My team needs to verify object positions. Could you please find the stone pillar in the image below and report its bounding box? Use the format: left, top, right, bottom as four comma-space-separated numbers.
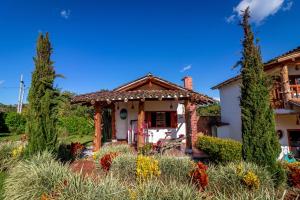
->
93, 104, 102, 152
137, 101, 145, 148
280, 65, 291, 108
184, 100, 197, 154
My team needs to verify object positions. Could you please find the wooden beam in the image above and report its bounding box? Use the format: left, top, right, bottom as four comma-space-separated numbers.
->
137, 101, 145, 148
93, 104, 102, 152
184, 100, 193, 153
280, 65, 291, 108
111, 104, 116, 140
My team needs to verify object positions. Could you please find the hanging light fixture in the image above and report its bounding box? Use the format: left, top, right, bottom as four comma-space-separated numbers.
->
117, 102, 119, 110
170, 102, 173, 109
131, 101, 135, 109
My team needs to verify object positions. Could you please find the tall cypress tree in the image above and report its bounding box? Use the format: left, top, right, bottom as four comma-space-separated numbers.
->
240, 8, 281, 167
27, 33, 58, 154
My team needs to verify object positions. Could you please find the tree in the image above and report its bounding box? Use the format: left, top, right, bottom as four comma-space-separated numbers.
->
197, 102, 220, 116
26, 33, 58, 154
240, 9, 281, 168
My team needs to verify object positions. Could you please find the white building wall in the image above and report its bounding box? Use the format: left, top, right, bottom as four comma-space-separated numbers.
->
219, 81, 242, 141
114, 100, 186, 143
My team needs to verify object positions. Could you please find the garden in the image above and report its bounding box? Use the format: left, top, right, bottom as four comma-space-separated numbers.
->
0, 137, 300, 200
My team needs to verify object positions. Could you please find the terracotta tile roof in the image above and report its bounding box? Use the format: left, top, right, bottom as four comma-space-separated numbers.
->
72, 89, 215, 105
212, 46, 300, 90
113, 73, 190, 92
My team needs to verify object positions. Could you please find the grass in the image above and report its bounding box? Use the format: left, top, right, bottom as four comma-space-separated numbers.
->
0, 172, 7, 200
59, 134, 93, 146
0, 133, 21, 142
0, 133, 93, 146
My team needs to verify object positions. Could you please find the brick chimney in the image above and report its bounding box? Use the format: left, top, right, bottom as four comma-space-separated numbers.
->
182, 76, 193, 90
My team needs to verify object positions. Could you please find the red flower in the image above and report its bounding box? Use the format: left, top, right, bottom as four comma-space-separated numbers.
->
100, 152, 119, 171
287, 164, 300, 188
70, 142, 85, 158
190, 162, 209, 191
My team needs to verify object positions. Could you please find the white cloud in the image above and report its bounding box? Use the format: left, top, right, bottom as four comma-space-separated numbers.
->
283, 1, 293, 11
225, 15, 236, 23
180, 64, 192, 72
0, 80, 4, 85
213, 97, 220, 101
60, 9, 71, 19
226, 0, 291, 24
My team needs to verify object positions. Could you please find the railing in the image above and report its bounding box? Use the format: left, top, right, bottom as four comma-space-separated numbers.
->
290, 85, 300, 98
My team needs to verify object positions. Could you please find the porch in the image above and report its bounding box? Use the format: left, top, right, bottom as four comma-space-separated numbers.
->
72, 83, 214, 152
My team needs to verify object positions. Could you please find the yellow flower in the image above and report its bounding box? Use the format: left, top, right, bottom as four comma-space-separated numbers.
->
128, 188, 137, 200
242, 170, 260, 189
136, 155, 160, 181
236, 163, 243, 177
11, 145, 23, 158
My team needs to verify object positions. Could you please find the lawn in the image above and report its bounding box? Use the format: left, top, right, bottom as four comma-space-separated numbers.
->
0, 133, 21, 142
0, 172, 7, 200
0, 133, 93, 146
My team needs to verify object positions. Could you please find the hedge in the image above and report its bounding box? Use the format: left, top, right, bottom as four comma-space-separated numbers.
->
196, 136, 242, 163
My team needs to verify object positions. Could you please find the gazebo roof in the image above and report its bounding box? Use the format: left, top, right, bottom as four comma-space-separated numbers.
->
72, 73, 215, 105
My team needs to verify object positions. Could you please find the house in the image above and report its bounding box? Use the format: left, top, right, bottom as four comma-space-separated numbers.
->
72, 73, 214, 152
212, 46, 300, 158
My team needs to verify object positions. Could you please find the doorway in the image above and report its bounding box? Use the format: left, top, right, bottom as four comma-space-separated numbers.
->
288, 130, 300, 158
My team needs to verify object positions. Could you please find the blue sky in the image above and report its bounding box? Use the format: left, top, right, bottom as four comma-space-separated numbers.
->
0, 0, 299, 104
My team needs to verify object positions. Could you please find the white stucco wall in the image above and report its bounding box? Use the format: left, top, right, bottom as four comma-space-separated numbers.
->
114, 100, 186, 143
217, 75, 300, 155
275, 114, 300, 146
219, 81, 242, 141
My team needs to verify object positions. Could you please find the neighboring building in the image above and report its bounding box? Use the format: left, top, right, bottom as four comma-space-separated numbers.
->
212, 46, 300, 158
72, 73, 214, 153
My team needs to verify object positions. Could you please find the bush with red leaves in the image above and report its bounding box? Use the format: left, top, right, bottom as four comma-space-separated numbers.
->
190, 162, 209, 191
70, 142, 85, 159
286, 163, 300, 188
100, 152, 119, 171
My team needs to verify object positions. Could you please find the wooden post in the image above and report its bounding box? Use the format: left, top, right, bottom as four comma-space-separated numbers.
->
280, 65, 291, 108
137, 101, 145, 148
93, 104, 102, 152
111, 104, 116, 140
184, 100, 193, 154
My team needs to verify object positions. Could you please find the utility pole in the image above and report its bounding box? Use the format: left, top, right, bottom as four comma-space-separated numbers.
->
17, 74, 25, 113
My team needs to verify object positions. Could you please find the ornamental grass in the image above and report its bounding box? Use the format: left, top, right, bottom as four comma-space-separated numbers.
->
155, 155, 194, 183
4, 151, 72, 200
110, 153, 137, 182
0, 141, 25, 172
94, 144, 134, 160
206, 162, 278, 199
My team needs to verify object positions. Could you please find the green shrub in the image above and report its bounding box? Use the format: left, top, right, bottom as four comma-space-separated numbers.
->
4, 112, 26, 135
58, 115, 93, 136
4, 151, 72, 200
156, 156, 194, 183
0, 142, 24, 172
196, 136, 242, 163
110, 153, 137, 182
268, 162, 287, 188
206, 162, 276, 199
94, 144, 134, 160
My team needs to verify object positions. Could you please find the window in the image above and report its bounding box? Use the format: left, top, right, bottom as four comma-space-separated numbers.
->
289, 75, 300, 85
146, 111, 177, 128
